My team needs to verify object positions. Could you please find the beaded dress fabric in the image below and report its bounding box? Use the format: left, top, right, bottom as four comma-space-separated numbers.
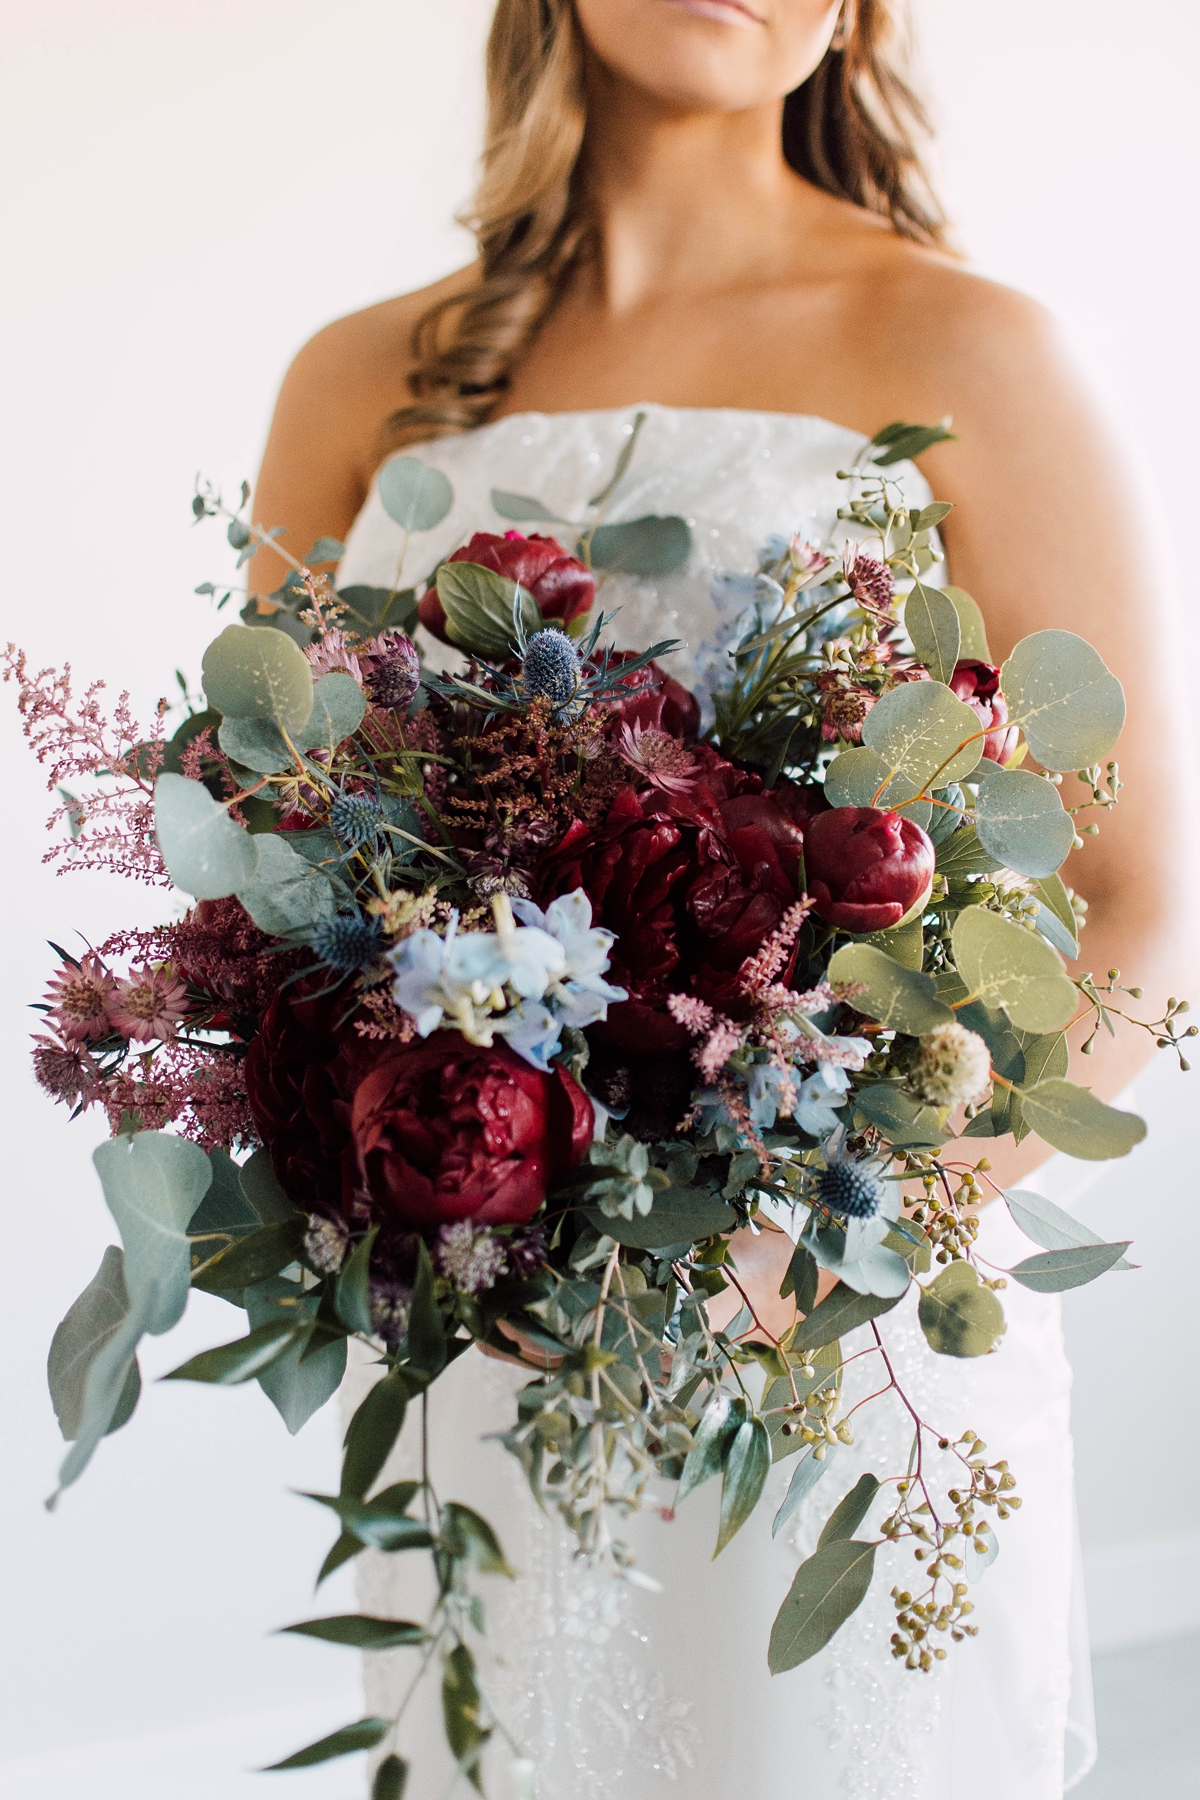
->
335, 405, 1095, 1799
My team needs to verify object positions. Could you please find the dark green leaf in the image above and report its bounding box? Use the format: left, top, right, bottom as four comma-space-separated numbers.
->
917, 1262, 1006, 1357
238, 1148, 300, 1224
280, 1615, 425, 1649
336, 1228, 378, 1336
715, 1416, 770, 1555
588, 515, 692, 575
935, 823, 1002, 877
768, 1538, 877, 1671
307, 1484, 431, 1552
677, 1391, 740, 1503
245, 1279, 346, 1433
163, 1316, 301, 1385
442, 1644, 488, 1791
772, 1445, 838, 1537
263, 1717, 391, 1771
188, 1148, 259, 1239
791, 1284, 903, 1353
1008, 1241, 1132, 1293
780, 1243, 819, 1313
378, 457, 453, 532
191, 1216, 305, 1292
341, 1367, 418, 1500
407, 1241, 446, 1376
442, 1503, 515, 1577
852, 1084, 946, 1149
437, 562, 540, 661
337, 584, 419, 636
47, 1246, 141, 1441
318, 1529, 364, 1586
870, 420, 958, 465
859, 915, 924, 971
373, 1754, 409, 1800
818, 1474, 881, 1547
585, 1185, 736, 1249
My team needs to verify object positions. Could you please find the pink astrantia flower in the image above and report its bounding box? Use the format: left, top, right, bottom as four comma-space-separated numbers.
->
44, 953, 116, 1042
32, 1033, 99, 1106
107, 964, 189, 1043
613, 721, 698, 795
305, 629, 364, 685
789, 536, 832, 579
842, 543, 896, 619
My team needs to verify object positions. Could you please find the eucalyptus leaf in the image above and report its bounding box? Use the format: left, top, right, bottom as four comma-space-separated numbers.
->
950, 907, 1076, 1033
235, 831, 338, 938
677, 1391, 739, 1503
1015, 1079, 1147, 1160
239, 1147, 300, 1224
818, 1473, 881, 1547
822, 746, 931, 828
934, 823, 1002, 877
305, 536, 346, 564
768, 1537, 877, 1670
853, 1084, 945, 1148
772, 1444, 838, 1537
974, 768, 1074, 878
790, 1283, 903, 1353
1029, 872, 1079, 959
47, 1247, 141, 1441
263, 1718, 391, 1771
1003, 1186, 1132, 1270
862, 681, 984, 790
715, 1416, 771, 1555
588, 515, 692, 575
585, 1186, 736, 1249
940, 587, 991, 660
917, 1261, 1006, 1358
95, 1131, 211, 1334
377, 457, 453, 533
338, 584, 419, 636
55, 1282, 161, 1495
188, 1149, 258, 1238
436, 561, 541, 660
827, 943, 954, 1036
217, 715, 292, 774
1008, 1240, 1132, 1293
155, 772, 259, 899
490, 487, 568, 524
280, 1615, 424, 1650
1001, 629, 1126, 772
164, 1316, 304, 1385
904, 583, 961, 685
306, 671, 367, 751
201, 624, 314, 732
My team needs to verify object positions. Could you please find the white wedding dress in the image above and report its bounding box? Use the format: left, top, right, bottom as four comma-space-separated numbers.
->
335, 404, 1096, 1799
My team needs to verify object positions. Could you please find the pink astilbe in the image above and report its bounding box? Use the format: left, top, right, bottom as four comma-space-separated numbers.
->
693, 1016, 744, 1083
736, 898, 812, 998
4, 645, 168, 884
666, 993, 715, 1035
43, 952, 116, 1042
99, 1042, 258, 1150
107, 964, 189, 1043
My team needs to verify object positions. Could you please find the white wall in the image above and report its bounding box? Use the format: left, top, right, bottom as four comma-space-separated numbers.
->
1, 1, 1196, 1789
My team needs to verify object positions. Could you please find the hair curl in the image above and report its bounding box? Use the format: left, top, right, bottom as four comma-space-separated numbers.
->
391, 0, 945, 445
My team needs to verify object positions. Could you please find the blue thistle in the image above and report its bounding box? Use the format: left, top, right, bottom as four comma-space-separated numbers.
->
817, 1157, 886, 1220
312, 913, 384, 972
329, 790, 383, 848
520, 627, 580, 708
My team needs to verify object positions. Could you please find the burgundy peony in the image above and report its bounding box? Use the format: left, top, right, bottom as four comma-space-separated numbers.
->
949, 659, 1019, 765
351, 1032, 592, 1230
246, 987, 592, 1236
804, 806, 936, 934
599, 651, 701, 741
418, 531, 595, 645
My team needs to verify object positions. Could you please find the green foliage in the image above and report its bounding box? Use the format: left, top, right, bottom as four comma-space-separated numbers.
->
280, 1615, 425, 1649
859, 916, 924, 971
308, 1483, 432, 1553
1014, 1079, 1147, 1160
589, 515, 692, 575
308, 671, 368, 751
490, 488, 567, 524
238, 1149, 299, 1224
861, 679, 984, 790
155, 772, 258, 898
904, 583, 961, 685
586, 1185, 735, 1249
245, 1279, 346, 1433
1008, 1241, 1132, 1293
337, 584, 419, 637
190, 1216, 306, 1292
973, 768, 1075, 877
188, 1148, 259, 1240
437, 561, 541, 660
373, 1755, 409, 1800
164, 1316, 301, 1385
377, 457, 453, 533
950, 907, 1077, 1033
869, 419, 958, 465
47, 1246, 141, 1441
263, 1717, 391, 1771
827, 943, 953, 1036
677, 1391, 741, 1504
768, 1538, 877, 1671
934, 823, 1002, 877
772, 1444, 838, 1537
818, 1473, 881, 1547
940, 586, 991, 660
1000, 629, 1125, 771
715, 1415, 771, 1555
1004, 1187, 1133, 1269
201, 624, 314, 733
822, 746, 932, 828
917, 1262, 1006, 1358
234, 831, 338, 939
853, 1084, 946, 1149
95, 1132, 210, 1335
335, 1227, 378, 1337
341, 1368, 420, 1500
790, 1284, 903, 1352
407, 1241, 447, 1377
1028, 873, 1079, 959
441, 1503, 515, 1577
442, 1643, 489, 1791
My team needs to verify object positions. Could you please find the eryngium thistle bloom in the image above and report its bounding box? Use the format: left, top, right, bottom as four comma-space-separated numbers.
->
329, 790, 383, 848
435, 1220, 508, 1294
520, 628, 580, 708
312, 913, 384, 972
818, 1155, 886, 1220
304, 1213, 349, 1275
913, 1022, 991, 1108
364, 632, 420, 710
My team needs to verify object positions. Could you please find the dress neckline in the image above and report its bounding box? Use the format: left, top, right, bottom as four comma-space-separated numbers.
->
400, 400, 868, 460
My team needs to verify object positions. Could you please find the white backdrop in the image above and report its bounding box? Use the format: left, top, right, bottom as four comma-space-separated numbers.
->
1, 2, 1196, 1792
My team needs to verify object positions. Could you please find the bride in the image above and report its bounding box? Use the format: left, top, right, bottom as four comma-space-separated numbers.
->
250, 3, 1180, 1794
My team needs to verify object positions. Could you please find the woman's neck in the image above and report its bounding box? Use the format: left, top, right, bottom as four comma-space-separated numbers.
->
578, 66, 824, 312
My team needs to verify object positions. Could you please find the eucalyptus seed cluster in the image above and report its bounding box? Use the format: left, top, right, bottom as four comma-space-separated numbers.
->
906, 1156, 989, 1263
778, 1379, 855, 1455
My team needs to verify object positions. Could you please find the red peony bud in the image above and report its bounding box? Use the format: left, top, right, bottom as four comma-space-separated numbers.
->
948, 659, 1019, 765
418, 531, 595, 645
805, 806, 935, 933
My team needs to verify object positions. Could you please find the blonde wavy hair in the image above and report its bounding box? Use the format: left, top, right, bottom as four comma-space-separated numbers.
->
390, 0, 945, 444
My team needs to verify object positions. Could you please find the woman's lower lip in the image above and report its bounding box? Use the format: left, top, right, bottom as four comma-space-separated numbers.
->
659, 0, 764, 26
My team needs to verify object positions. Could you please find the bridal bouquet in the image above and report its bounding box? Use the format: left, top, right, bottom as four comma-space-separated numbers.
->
9, 422, 1190, 1794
